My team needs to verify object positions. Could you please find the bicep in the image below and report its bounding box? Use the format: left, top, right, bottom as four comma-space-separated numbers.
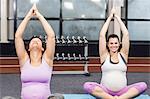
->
99, 36, 108, 63
120, 33, 130, 57
15, 38, 28, 62
44, 37, 55, 60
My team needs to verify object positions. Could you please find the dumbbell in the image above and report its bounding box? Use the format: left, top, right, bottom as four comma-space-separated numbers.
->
56, 36, 60, 44
62, 53, 66, 60
66, 36, 72, 44
56, 53, 60, 60
83, 36, 88, 43
78, 54, 82, 60
61, 36, 66, 44
77, 36, 83, 43
72, 36, 77, 44
67, 53, 71, 60
73, 53, 77, 60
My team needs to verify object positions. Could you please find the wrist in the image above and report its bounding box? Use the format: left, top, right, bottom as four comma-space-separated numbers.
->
108, 16, 113, 20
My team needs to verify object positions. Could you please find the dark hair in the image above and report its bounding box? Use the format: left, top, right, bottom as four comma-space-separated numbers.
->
107, 34, 120, 42
106, 34, 122, 51
29, 35, 43, 43
28, 35, 46, 50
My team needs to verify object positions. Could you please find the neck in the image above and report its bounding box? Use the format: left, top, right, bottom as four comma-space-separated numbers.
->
109, 51, 119, 63
110, 51, 118, 56
30, 50, 42, 66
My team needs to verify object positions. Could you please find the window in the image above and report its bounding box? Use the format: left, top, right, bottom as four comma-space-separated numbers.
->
17, 20, 60, 40
7, 0, 60, 40
63, 21, 104, 40
62, 0, 106, 40
127, 0, 150, 41
128, 0, 150, 19
2, 0, 150, 42
128, 21, 150, 41
7, 0, 107, 41
17, 0, 60, 17
62, 0, 106, 18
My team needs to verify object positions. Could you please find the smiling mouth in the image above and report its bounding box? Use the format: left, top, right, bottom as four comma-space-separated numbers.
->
111, 47, 117, 49
111, 47, 118, 50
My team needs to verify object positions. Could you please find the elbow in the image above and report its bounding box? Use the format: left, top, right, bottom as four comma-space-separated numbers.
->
15, 35, 19, 39
15, 34, 19, 39
15, 31, 23, 39
15, 33, 22, 40
99, 34, 106, 39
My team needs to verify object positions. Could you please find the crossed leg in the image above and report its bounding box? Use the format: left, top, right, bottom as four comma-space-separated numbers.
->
83, 82, 147, 99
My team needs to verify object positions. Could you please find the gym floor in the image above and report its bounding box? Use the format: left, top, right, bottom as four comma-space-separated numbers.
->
0, 73, 149, 98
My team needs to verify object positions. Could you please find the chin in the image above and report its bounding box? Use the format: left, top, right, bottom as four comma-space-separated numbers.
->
110, 50, 118, 53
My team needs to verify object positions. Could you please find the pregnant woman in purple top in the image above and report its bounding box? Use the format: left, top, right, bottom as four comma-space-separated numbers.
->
15, 4, 55, 99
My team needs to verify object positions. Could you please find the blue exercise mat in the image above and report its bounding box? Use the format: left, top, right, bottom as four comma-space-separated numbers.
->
63, 94, 150, 99
134, 94, 150, 99
63, 94, 95, 99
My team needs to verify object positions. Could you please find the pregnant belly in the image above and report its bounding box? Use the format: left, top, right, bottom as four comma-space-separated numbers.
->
101, 71, 127, 91
21, 83, 50, 99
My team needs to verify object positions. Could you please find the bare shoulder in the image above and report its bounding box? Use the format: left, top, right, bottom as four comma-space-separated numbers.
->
119, 52, 128, 63
19, 53, 29, 67
43, 54, 53, 67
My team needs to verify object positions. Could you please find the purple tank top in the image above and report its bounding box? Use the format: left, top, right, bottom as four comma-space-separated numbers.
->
20, 57, 53, 99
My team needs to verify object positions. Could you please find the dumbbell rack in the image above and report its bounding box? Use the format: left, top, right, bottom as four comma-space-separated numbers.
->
53, 36, 90, 76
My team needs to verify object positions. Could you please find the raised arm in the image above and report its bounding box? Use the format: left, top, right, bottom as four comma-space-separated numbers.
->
99, 10, 114, 63
15, 5, 35, 65
34, 6, 55, 65
114, 14, 130, 62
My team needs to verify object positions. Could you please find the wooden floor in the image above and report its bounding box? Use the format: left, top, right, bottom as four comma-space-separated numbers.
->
0, 57, 150, 73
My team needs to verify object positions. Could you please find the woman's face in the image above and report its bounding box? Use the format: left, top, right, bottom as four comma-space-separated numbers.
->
107, 37, 120, 53
29, 38, 43, 51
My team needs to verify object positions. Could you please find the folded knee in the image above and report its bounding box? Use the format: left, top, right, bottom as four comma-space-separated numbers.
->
84, 82, 105, 94
93, 86, 104, 93
139, 82, 148, 91
134, 82, 148, 93
83, 82, 94, 92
